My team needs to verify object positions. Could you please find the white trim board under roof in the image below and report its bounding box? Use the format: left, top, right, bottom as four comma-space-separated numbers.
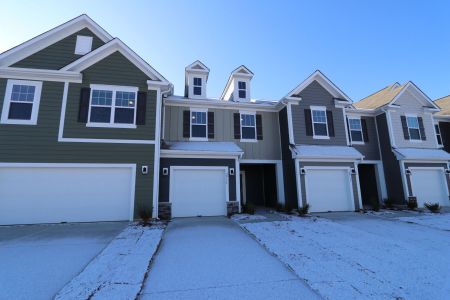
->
61, 38, 169, 83
283, 70, 352, 102
0, 14, 113, 68
220, 65, 254, 100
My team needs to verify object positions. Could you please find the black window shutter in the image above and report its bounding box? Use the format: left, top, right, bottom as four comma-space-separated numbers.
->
136, 91, 147, 125
304, 109, 313, 136
78, 87, 91, 123
361, 118, 369, 142
183, 110, 190, 138
327, 110, 335, 137
208, 111, 214, 139
233, 113, 241, 139
418, 117, 426, 140
401, 116, 410, 140
256, 114, 263, 140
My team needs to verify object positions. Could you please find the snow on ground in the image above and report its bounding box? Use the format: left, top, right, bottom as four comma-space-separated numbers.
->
56, 224, 164, 300
231, 214, 267, 221
239, 215, 450, 300
398, 213, 450, 231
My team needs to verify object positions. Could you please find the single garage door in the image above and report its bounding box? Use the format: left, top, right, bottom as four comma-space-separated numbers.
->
410, 168, 449, 207
170, 166, 228, 217
305, 168, 355, 212
0, 164, 134, 225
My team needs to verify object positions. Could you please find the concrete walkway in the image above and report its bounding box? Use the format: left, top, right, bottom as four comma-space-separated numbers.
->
140, 217, 320, 299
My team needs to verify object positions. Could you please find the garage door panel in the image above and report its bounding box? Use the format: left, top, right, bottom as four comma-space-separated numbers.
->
410, 169, 449, 207
0, 166, 133, 225
306, 168, 354, 213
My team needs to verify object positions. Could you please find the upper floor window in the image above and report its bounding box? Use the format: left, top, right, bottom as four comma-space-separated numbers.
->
238, 81, 246, 99
191, 110, 207, 139
348, 118, 363, 143
311, 107, 328, 138
240, 113, 256, 140
75, 35, 93, 55
193, 77, 202, 96
1, 79, 42, 125
435, 124, 442, 146
88, 85, 138, 128
406, 116, 421, 140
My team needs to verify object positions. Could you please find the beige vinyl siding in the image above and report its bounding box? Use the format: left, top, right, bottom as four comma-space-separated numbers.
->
389, 90, 437, 149
11, 28, 105, 70
163, 105, 281, 160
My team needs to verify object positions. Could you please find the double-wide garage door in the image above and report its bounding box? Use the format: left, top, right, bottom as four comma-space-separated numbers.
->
0, 164, 134, 225
305, 168, 355, 212
170, 167, 228, 217
410, 168, 449, 207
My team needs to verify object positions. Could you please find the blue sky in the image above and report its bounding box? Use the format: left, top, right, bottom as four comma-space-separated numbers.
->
1, 1, 449, 101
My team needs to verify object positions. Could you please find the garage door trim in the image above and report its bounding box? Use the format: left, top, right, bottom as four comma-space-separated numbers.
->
409, 166, 449, 202
0, 162, 136, 221
303, 166, 355, 211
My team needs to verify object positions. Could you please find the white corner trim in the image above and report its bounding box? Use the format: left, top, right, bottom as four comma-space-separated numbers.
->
152, 87, 162, 218
295, 159, 303, 208
385, 110, 397, 148
235, 157, 241, 213
343, 109, 350, 146
286, 103, 295, 144
354, 161, 363, 210
399, 160, 409, 199
0, 67, 82, 83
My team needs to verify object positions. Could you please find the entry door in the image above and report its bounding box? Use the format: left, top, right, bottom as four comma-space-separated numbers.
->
410, 168, 449, 207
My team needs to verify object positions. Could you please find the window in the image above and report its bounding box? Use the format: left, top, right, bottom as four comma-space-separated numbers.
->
1, 79, 42, 125
311, 108, 328, 137
75, 35, 93, 55
435, 124, 442, 146
88, 85, 137, 128
348, 118, 363, 143
238, 81, 246, 99
190, 110, 207, 139
240, 113, 256, 140
193, 77, 202, 96
406, 116, 421, 140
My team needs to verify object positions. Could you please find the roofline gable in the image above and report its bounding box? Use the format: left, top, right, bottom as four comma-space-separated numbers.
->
0, 14, 113, 68
219, 65, 254, 100
390, 81, 439, 110
283, 70, 352, 102
61, 38, 169, 83
185, 60, 210, 73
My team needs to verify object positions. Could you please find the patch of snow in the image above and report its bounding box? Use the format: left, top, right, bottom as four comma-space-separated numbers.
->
292, 144, 363, 159
162, 141, 242, 153
398, 214, 450, 231
55, 224, 164, 300
240, 216, 450, 299
393, 147, 450, 160
231, 214, 267, 221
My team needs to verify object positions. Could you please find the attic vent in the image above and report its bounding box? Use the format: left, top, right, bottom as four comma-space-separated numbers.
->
75, 35, 93, 55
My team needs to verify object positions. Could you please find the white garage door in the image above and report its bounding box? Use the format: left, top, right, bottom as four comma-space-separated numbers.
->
410, 168, 449, 207
305, 168, 355, 212
0, 164, 134, 225
170, 167, 228, 217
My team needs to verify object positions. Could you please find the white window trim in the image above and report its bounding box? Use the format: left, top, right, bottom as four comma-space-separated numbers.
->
87, 84, 138, 129
189, 107, 208, 141
310, 105, 329, 139
74, 35, 93, 55
240, 110, 257, 142
348, 117, 364, 145
1, 79, 42, 125
434, 122, 443, 147
405, 113, 421, 142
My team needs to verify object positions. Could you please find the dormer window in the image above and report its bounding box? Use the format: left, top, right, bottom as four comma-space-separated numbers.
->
238, 81, 246, 99
193, 77, 202, 96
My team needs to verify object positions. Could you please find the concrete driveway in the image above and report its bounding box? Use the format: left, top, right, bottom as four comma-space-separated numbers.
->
0, 222, 127, 300
140, 217, 319, 299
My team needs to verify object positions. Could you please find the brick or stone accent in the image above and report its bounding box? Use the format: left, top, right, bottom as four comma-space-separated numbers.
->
227, 201, 240, 216
158, 202, 172, 220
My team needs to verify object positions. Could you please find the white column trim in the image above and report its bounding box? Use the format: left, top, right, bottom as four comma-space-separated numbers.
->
152, 87, 162, 218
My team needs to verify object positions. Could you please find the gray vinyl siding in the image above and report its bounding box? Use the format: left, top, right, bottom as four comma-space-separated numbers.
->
389, 91, 437, 148
291, 80, 347, 145
376, 113, 405, 204
403, 162, 450, 197
163, 105, 281, 160
351, 116, 381, 160
11, 28, 105, 70
159, 158, 236, 202
63, 51, 156, 140
298, 161, 360, 210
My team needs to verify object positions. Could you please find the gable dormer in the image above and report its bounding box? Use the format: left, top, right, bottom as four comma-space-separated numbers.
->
184, 60, 209, 99
220, 65, 253, 102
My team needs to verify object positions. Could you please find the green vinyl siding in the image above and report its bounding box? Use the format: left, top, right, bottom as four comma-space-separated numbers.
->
11, 28, 105, 70
63, 51, 156, 140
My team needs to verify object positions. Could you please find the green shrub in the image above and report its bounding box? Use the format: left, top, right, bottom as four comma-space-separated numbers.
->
407, 198, 418, 210
139, 206, 152, 225
424, 202, 441, 213
284, 202, 294, 215
383, 198, 394, 209
370, 197, 380, 212
243, 202, 255, 215
298, 204, 310, 216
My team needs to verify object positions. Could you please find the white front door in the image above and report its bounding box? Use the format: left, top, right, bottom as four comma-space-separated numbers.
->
170, 167, 228, 217
0, 164, 134, 225
305, 168, 355, 212
410, 168, 449, 207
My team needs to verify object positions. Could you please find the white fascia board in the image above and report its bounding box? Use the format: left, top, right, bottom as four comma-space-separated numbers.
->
164, 97, 279, 112
62, 39, 170, 83
185, 60, 210, 72
160, 149, 243, 158
0, 14, 112, 67
0, 67, 82, 83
